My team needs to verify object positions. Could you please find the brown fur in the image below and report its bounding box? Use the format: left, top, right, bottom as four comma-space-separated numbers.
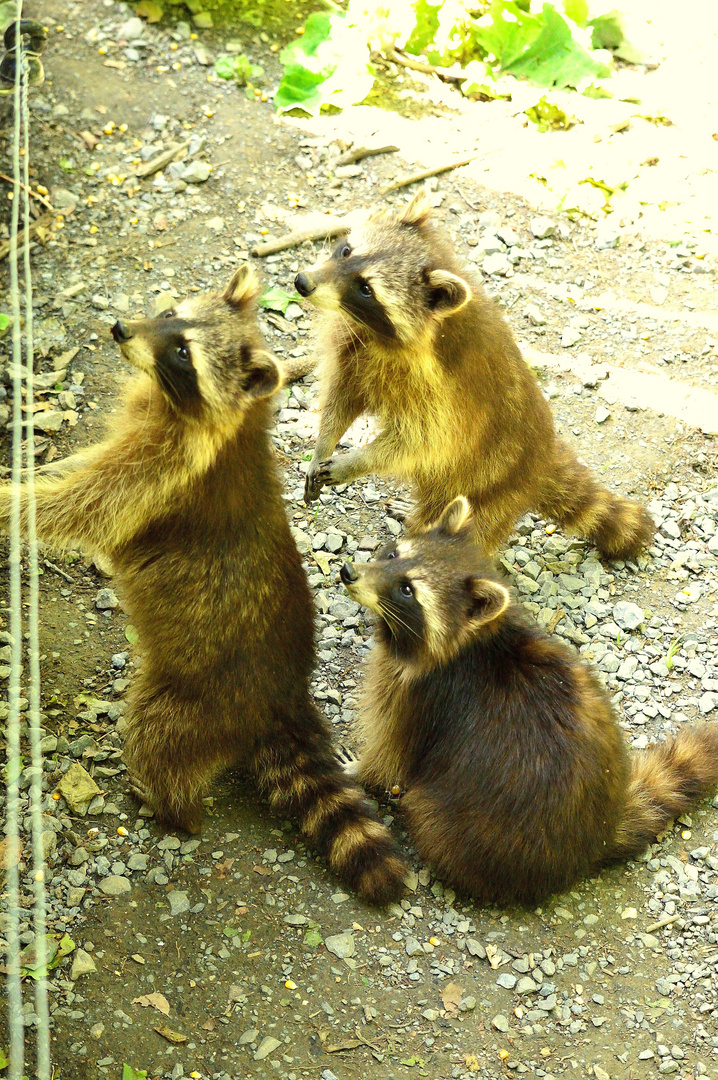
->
297, 189, 654, 561
340, 497, 718, 906
0, 266, 405, 906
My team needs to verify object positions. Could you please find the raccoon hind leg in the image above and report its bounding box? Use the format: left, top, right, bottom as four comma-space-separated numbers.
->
123, 687, 229, 835
253, 707, 407, 906
535, 437, 654, 560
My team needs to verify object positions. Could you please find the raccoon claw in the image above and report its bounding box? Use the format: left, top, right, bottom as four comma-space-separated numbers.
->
336, 744, 360, 778
304, 459, 333, 504
128, 776, 156, 816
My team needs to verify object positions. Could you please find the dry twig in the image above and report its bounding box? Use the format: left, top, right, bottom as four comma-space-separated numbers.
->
251, 220, 350, 258
379, 155, 481, 194
334, 143, 398, 167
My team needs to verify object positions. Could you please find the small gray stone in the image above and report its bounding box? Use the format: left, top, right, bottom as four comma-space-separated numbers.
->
70, 948, 97, 980
95, 588, 119, 611
99, 875, 131, 897
530, 216, 556, 239
181, 160, 211, 184
595, 406, 611, 424
254, 1036, 281, 1061
492, 1014, 509, 1031
127, 853, 149, 871
612, 601, 644, 630
515, 976, 539, 994
496, 972, 517, 989
206, 216, 225, 233
167, 890, 190, 916
325, 933, 355, 959
33, 410, 64, 433
239, 1028, 258, 1044
118, 17, 145, 40
482, 253, 512, 277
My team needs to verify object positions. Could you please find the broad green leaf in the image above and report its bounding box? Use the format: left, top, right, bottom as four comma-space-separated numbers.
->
259, 287, 300, 315
135, 0, 162, 22
59, 157, 74, 171
0, 1047, 9, 1069
304, 928, 323, 947
504, 4, 610, 88
471, 1, 542, 71
122, 1067, 148, 1080
19, 934, 58, 979
563, 0, 588, 27
405, 0, 441, 56
588, 9, 625, 49
0, 313, 10, 331
48, 933, 75, 971
214, 54, 263, 86
276, 11, 373, 116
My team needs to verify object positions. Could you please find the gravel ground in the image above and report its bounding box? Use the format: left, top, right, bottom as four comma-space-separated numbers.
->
1, 2, 717, 1078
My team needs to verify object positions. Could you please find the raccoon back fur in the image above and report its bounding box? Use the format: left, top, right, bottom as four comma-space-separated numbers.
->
339, 496, 718, 906
0, 265, 406, 906
296, 189, 654, 561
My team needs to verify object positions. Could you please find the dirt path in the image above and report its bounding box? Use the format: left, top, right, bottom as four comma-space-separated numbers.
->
1, 3, 717, 1079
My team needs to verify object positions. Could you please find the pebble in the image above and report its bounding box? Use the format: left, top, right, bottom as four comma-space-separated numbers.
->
181, 160, 211, 184
492, 1014, 510, 1031
99, 876, 131, 897
70, 948, 97, 980
167, 890, 190, 916
612, 601, 645, 630
254, 1036, 281, 1061
530, 216, 556, 239
95, 588, 119, 611
324, 933, 355, 959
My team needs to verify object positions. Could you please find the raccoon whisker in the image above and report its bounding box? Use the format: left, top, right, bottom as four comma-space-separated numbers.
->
378, 599, 421, 641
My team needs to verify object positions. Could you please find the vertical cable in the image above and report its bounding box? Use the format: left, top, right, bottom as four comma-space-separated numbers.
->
5, 7, 27, 1077
20, 24, 51, 1078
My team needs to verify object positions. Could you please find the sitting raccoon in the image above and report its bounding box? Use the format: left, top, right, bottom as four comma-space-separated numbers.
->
297, 188, 653, 561
339, 496, 718, 906
0, 265, 406, 906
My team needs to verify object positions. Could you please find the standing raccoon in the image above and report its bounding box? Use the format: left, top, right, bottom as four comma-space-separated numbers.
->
339, 496, 718, 906
0, 265, 406, 906
297, 188, 653, 561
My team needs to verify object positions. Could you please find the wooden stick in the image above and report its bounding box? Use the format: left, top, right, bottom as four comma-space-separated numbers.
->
0, 172, 54, 210
251, 220, 349, 258
379, 155, 480, 195
334, 143, 398, 167
644, 913, 682, 933
0, 211, 53, 260
386, 48, 467, 85
134, 139, 191, 180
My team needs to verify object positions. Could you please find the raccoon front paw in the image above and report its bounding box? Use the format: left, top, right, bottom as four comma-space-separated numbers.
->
128, 777, 202, 835
304, 459, 334, 503
336, 744, 360, 778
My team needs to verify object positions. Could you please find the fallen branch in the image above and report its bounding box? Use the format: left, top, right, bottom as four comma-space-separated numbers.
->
546, 608, 565, 635
385, 47, 467, 85
251, 220, 349, 258
379, 155, 480, 194
0, 212, 53, 260
0, 172, 54, 211
334, 143, 398, 167
645, 914, 683, 933
134, 139, 191, 180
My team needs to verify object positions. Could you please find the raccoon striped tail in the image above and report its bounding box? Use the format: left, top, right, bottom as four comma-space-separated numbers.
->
610, 723, 718, 860
537, 438, 655, 560
253, 715, 407, 906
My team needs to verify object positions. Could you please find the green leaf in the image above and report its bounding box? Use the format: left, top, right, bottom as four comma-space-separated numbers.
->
125, 624, 140, 645
275, 11, 373, 117
562, 0, 588, 26
0, 313, 10, 331
122, 1067, 148, 1080
0, 1047, 9, 1069
223, 926, 239, 938
258, 287, 300, 315
588, 9, 625, 49
59, 157, 74, 171
504, 4, 610, 88
135, 0, 162, 22
214, 54, 263, 86
48, 933, 75, 971
405, 0, 441, 56
471, 0, 542, 70
241, 929, 252, 942
304, 928, 323, 947
524, 95, 575, 131
19, 934, 59, 979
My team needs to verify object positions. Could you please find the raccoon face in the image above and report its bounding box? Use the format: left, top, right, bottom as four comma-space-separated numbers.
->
294, 188, 471, 344
341, 496, 510, 666
111, 265, 281, 424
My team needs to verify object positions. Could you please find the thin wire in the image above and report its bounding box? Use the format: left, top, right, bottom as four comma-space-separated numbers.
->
6, 8, 28, 1076
21, 26, 51, 1078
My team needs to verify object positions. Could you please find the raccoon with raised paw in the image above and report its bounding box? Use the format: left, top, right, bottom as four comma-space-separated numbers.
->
0, 265, 406, 906
297, 188, 653, 561
339, 496, 718, 906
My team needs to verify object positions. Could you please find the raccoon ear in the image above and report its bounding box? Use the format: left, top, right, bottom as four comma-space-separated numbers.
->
224, 263, 260, 307
427, 270, 470, 318
243, 350, 282, 400
399, 187, 432, 227
436, 496, 472, 536
467, 578, 510, 628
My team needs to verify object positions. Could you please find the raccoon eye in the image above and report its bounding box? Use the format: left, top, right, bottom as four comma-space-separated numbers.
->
386, 550, 397, 560
400, 582, 413, 597
340, 244, 352, 258
359, 280, 373, 298
163, 309, 175, 319
176, 344, 190, 362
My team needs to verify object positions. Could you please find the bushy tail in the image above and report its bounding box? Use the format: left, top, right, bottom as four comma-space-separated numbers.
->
253, 711, 406, 906
610, 723, 718, 860
537, 438, 655, 560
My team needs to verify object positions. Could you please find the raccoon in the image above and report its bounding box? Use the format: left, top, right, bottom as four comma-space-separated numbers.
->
296, 188, 654, 561
0, 265, 406, 906
339, 496, 718, 906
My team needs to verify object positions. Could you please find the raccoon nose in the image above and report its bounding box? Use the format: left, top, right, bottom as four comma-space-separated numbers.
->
111, 320, 132, 344
340, 562, 359, 585
294, 272, 316, 298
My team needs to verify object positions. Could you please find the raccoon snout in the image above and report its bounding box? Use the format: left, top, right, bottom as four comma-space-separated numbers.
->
111, 320, 133, 344
294, 272, 316, 298
340, 562, 359, 585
